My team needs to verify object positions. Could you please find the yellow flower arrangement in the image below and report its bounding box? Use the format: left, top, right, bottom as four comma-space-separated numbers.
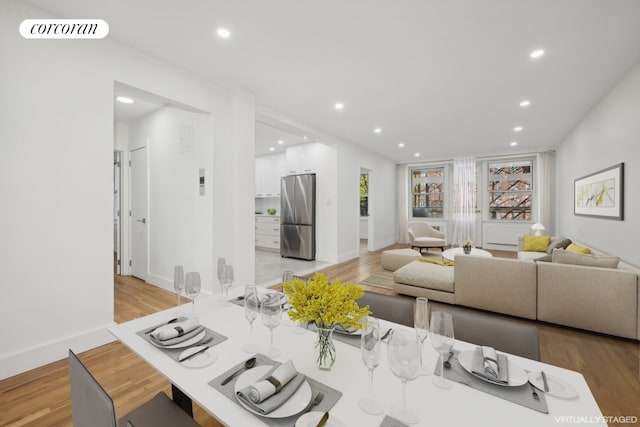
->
283, 272, 371, 329
462, 238, 473, 248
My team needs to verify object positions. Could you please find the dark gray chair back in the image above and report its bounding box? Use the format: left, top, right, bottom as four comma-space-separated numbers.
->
68, 349, 118, 427
430, 302, 540, 360
358, 291, 414, 327
68, 350, 201, 427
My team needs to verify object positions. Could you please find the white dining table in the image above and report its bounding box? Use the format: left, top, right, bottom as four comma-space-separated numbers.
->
109, 291, 605, 427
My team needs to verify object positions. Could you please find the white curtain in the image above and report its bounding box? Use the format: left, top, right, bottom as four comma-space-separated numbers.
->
451, 158, 476, 245
396, 164, 409, 243
536, 151, 553, 234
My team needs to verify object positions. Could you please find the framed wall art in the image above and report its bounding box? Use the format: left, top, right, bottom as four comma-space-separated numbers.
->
574, 163, 624, 220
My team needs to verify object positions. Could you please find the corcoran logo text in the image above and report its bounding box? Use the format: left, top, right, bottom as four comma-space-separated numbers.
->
19, 19, 109, 39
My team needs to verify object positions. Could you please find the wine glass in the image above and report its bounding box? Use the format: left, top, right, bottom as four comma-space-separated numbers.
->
414, 297, 431, 376
387, 329, 421, 425
173, 265, 184, 314
216, 257, 226, 294
242, 285, 260, 353
430, 311, 455, 389
358, 317, 383, 415
261, 294, 282, 357
223, 265, 234, 298
184, 272, 201, 317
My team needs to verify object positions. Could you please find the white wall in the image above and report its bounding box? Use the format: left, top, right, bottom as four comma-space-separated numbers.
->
0, 0, 255, 378
337, 143, 397, 262
555, 59, 640, 267
127, 106, 215, 293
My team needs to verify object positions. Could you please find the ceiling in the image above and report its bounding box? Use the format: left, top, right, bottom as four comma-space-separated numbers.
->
255, 121, 310, 157
114, 84, 167, 123
28, 0, 640, 163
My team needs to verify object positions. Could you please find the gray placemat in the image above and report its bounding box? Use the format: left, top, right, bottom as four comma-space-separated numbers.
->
136, 322, 228, 362
380, 415, 410, 427
208, 353, 342, 427
435, 350, 548, 413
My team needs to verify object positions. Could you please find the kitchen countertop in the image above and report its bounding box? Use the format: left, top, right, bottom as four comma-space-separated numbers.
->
255, 213, 280, 217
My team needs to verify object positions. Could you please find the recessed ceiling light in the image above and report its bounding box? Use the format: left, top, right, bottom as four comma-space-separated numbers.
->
398, 143, 405, 148
269, 147, 275, 151
510, 141, 518, 147
278, 140, 284, 145
530, 49, 545, 59
514, 126, 523, 132
334, 102, 344, 110
414, 153, 420, 157
216, 28, 231, 39
373, 127, 382, 134
116, 96, 134, 104
519, 100, 531, 107
303, 136, 308, 140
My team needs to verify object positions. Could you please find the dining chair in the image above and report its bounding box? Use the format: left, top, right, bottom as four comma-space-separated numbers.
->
358, 290, 414, 327
68, 349, 201, 427
429, 302, 540, 360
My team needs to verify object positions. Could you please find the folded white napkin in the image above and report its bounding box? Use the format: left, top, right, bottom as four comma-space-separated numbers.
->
237, 360, 306, 414
471, 346, 509, 384
245, 360, 297, 403
482, 346, 499, 377
150, 318, 200, 341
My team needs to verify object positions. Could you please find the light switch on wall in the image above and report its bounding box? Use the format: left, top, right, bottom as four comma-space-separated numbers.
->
199, 168, 205, 196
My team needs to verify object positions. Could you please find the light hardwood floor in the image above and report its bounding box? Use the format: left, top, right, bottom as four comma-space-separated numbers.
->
1, 244, 639, 426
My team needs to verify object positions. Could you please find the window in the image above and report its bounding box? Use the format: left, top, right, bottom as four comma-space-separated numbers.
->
488, 161, 533, 220
360, 173, 369, 216
411, 167, 444, 218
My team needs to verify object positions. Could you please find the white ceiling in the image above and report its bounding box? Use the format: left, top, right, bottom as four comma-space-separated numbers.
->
28, 0, 640, 163
255, 121, 309, 157
114, 84, 167, 123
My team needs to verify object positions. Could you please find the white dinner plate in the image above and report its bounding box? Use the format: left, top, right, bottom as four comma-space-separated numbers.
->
458, 350, 528, 387
180, 348, 217, 369
234, 365, 312, 418
528, 372, 578, 399
295, 411, 345, 427
149, 330, 207, 349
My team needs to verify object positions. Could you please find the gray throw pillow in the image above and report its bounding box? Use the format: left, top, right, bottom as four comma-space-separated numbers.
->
551, 249, 620, 269
534, 254, 553, 262
546, 237, 572, 254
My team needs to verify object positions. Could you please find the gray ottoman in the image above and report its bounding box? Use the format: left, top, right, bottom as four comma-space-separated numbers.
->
381, 249, 421, 271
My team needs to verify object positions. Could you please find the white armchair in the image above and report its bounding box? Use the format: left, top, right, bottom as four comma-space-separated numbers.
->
407, 221, 446, 253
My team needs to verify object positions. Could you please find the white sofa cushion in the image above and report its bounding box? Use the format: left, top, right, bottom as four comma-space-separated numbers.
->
393, 260, 454, 293
551, 248, 620, 269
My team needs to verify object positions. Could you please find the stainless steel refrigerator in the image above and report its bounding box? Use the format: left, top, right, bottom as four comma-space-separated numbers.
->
280, 174, 316, 260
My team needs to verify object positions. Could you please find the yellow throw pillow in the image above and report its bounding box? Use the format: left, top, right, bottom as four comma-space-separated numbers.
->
523, 235, 551, 252
566, 243, 592, 254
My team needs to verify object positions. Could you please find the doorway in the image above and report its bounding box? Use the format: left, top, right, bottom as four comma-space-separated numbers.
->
113, 151, 122, 274
359, 168, 373, 253
129, 146, 148, 281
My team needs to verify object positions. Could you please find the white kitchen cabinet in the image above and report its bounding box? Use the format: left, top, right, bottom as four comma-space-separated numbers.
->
285, 142, 336, 175
286, 143, 319, 174
255, 215, 280, 250
255, 154, 286, 197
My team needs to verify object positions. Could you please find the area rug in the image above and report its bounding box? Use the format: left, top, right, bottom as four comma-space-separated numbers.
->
360, 270, 396, 290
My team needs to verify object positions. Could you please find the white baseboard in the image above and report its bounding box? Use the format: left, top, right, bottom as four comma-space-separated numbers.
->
372, 238, 396, 251
337, 251, 359, 263
146, 272, 173, 292
0, 322, 117, 380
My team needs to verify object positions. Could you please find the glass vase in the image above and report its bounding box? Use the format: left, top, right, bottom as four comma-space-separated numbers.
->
463, 245, 472, 254
316, 326, 336, 370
